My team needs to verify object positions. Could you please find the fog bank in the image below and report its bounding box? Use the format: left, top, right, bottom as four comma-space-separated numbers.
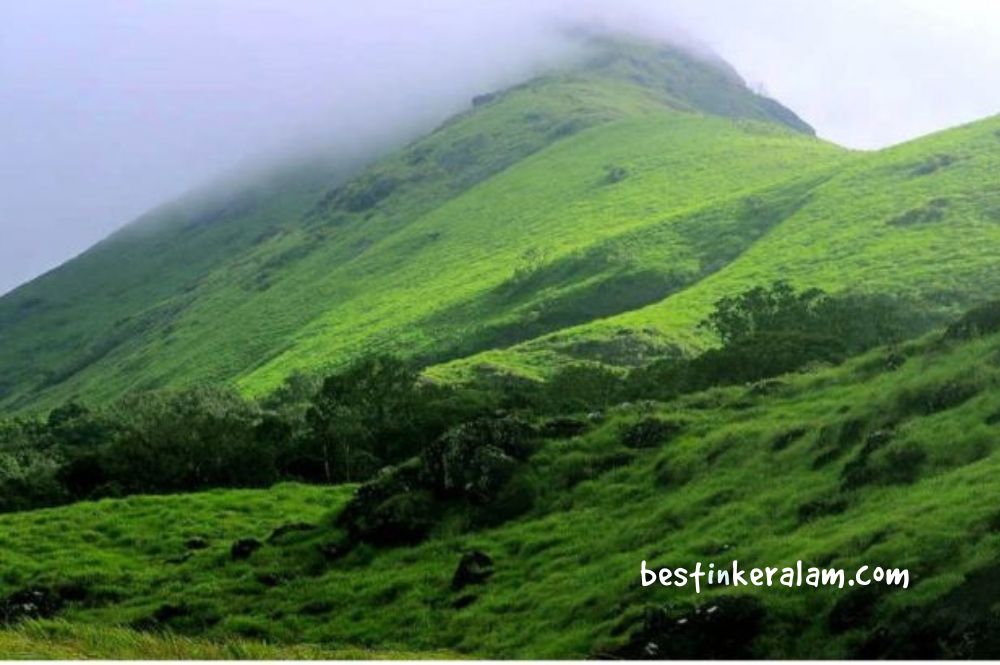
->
3, 0, 1000, 295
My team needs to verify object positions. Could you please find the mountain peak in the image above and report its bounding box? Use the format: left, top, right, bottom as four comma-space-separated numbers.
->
560, 30, 815, 135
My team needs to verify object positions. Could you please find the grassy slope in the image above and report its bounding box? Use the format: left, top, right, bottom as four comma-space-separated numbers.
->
3, 328, 1000, 657
0, 621, 444, 659
436, 114, 1000, 380
238, 115, 841, 392
0, 37, 832, 412
0, 159, 345, 407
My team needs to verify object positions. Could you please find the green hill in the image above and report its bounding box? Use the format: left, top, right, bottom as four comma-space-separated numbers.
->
4, 323, 1000, 657
431, 112, 1000, 381
0, 34, 836, 411
5, 28, 1000, 660
5, 32, 1000, 411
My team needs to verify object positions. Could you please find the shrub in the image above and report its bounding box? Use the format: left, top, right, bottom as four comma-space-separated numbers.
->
420, 417, 534, 503
946, 300, 1000, 340
336, 461, 433, 545
303, 354, 428, 483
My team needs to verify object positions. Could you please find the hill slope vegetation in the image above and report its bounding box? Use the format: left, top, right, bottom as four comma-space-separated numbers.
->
3, 315, 1000, 657
0, 34, 836, 411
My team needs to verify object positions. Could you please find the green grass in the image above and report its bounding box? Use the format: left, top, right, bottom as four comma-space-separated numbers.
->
3, 329, 1000, 657
434, 113, 1000, 381
0, 621, 443, 659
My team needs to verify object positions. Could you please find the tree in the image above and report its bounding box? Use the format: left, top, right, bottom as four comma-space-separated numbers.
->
105, 386, 270, 492
699, 280, 825, 344
304, 354, 422, 483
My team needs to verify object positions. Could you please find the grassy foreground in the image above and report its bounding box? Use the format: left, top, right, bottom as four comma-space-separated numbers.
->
0, 621, 442, 660
2, 325, 1000, 657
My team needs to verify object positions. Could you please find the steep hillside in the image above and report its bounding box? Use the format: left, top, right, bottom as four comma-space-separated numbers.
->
435, 113, 1000, 381
0, 34, 831, 411
4, 323, 1000, 657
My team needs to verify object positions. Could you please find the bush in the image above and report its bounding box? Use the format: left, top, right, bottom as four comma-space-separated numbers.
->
0, 451, 67, 512
420, 417, 534, 503
946, 300, 1000, 340
302, 354, 430, 483
336, 461, 433, 545
626, 282, 926, 400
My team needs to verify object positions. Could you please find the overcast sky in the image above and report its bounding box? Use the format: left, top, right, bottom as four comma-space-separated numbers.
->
3, 0, 1000, 296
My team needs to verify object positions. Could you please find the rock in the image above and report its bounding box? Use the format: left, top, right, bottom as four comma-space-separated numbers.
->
267, 522, 317, 543
184, 536, 209, 550
230, 538, 262, 561
451, 550, 494, 591
884, 352, 906, 370
0, 587, 64, 624
600, 596, 766, 659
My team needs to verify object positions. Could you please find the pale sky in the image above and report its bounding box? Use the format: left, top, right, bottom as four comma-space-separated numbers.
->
2, 0, 1000, 296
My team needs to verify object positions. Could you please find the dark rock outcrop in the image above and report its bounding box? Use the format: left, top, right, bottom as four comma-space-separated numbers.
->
451, 550, 494, 591
230, 538, 262, 560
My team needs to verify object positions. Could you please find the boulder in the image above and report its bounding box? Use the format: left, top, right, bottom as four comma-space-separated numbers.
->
451, 550, 494, 591
230, 538, 262, 561
0, 587, 64, 624
600, 596, 765, 659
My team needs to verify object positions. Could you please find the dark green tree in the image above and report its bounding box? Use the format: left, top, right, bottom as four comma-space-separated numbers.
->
304, 354, 423, 483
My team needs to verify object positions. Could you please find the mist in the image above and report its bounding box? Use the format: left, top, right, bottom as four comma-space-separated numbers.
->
3, 0, 1000, 296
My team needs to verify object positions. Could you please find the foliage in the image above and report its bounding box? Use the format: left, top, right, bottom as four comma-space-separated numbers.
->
626, 283, 928, 399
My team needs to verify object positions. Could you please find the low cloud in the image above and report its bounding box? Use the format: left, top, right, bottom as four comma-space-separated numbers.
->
2, 0, 1000, 295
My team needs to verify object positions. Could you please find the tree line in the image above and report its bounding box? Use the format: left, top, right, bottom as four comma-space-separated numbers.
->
0, 282, 939, 513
